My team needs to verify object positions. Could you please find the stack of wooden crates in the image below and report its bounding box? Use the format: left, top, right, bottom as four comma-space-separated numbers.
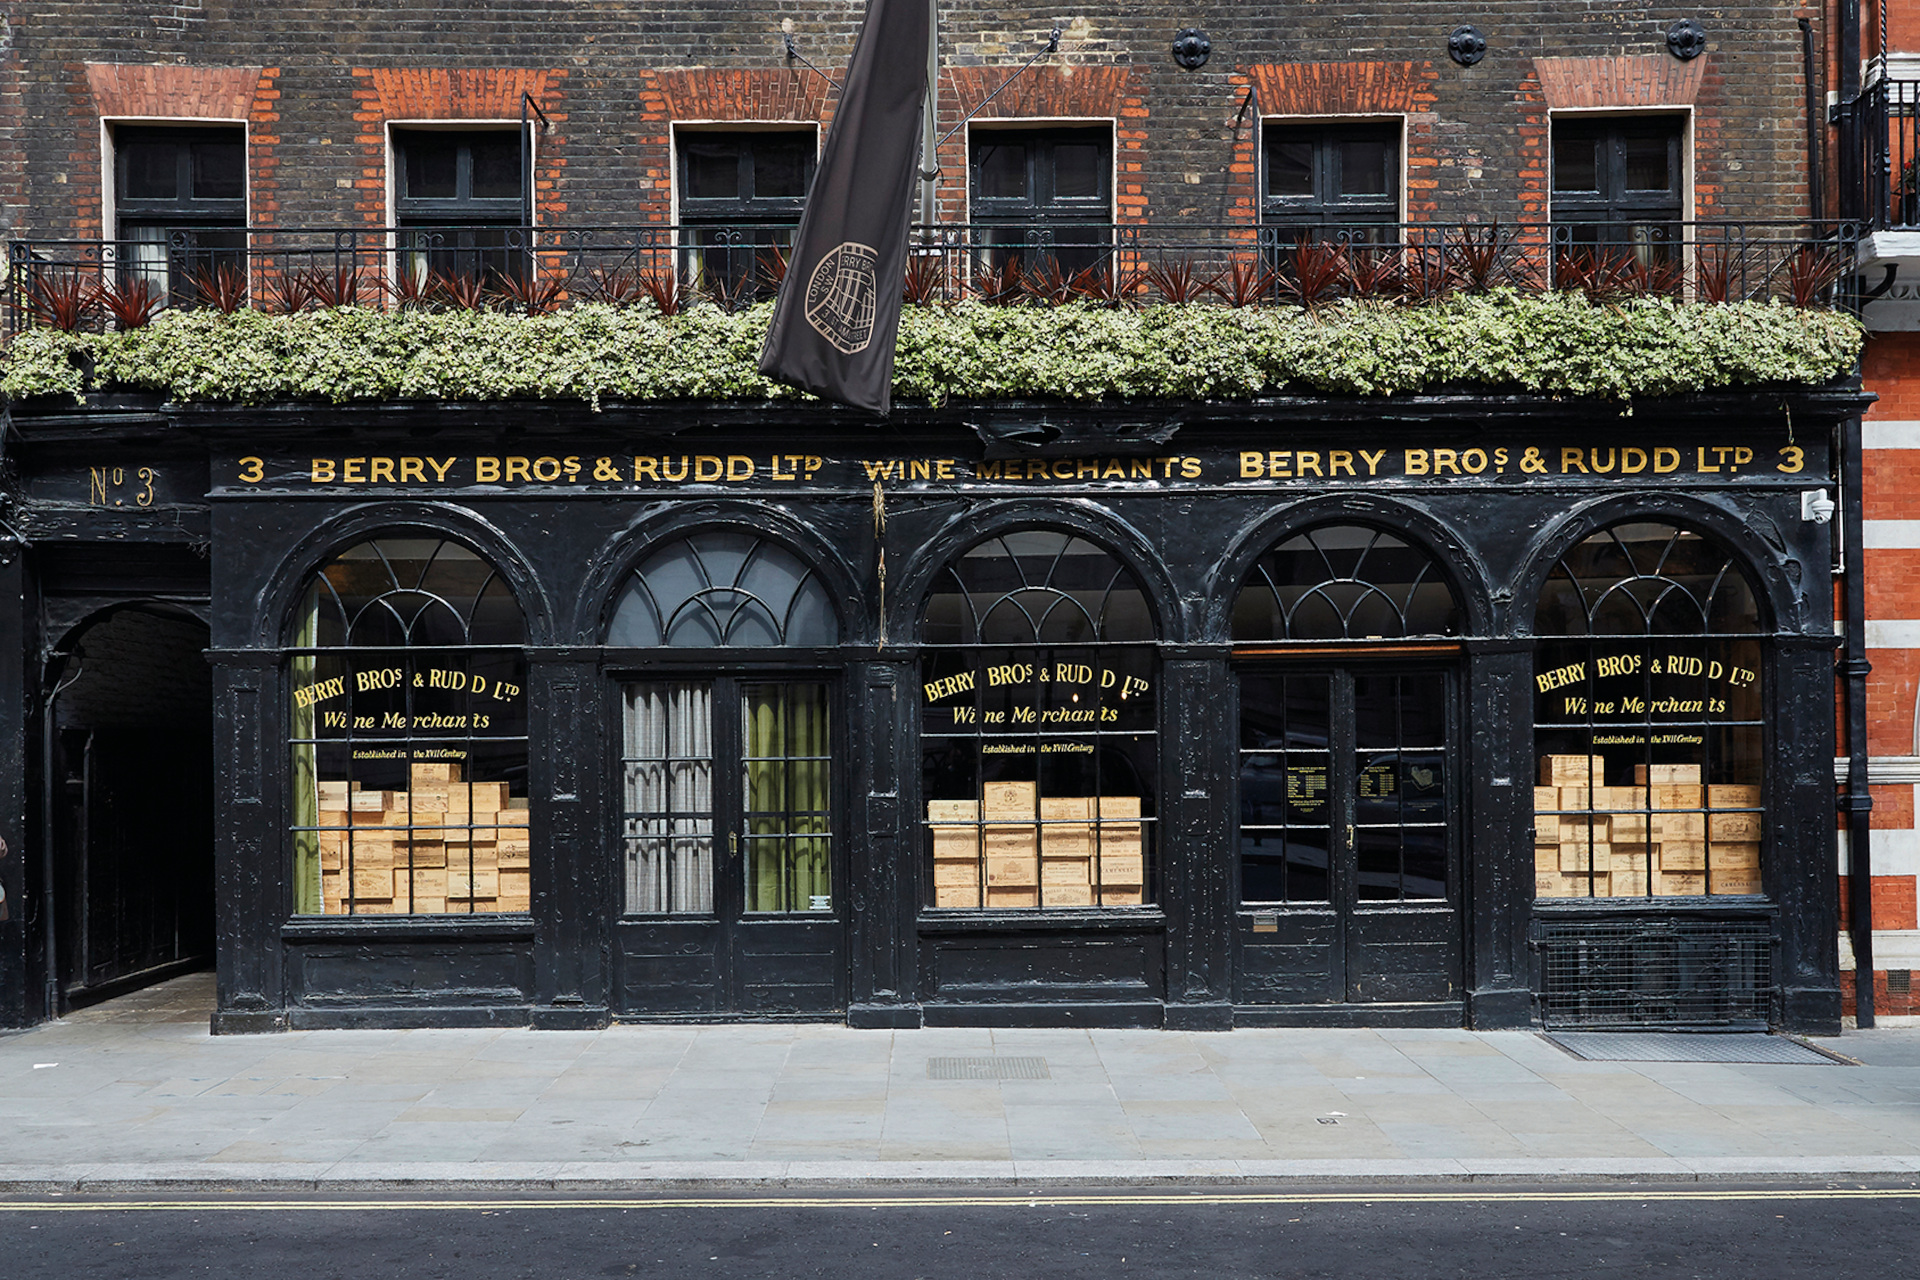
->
930, 781, 1145, 907
1533, 754, 1762, 898
317, 762, 531, 914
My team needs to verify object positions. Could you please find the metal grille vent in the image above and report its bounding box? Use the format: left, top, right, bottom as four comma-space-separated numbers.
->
1537, 917, 1772, 1029
1546, 1031, 1844, 1065
926, 1056, 1051, 1080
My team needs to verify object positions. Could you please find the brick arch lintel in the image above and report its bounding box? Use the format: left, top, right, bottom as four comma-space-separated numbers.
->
1532, 54, 1706, 110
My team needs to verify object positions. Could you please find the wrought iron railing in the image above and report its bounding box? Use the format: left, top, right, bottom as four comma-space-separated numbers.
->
6, 219, 1860, 334
1837, 76, 1920, 230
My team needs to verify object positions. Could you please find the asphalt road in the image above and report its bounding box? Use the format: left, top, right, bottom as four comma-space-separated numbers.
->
2, 1183, 1917, 1279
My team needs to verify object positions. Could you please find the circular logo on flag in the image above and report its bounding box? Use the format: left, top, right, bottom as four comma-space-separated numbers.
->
804, 241, 880, 354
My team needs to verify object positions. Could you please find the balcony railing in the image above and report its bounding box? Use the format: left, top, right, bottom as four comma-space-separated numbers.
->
7, 219, 1860, 335
1842, 77, 1920, 228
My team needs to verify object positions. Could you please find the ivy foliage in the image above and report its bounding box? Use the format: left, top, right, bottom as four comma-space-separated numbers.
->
0, 292, 1863, 408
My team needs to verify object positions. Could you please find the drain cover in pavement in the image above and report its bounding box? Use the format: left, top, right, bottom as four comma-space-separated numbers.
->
1544, 1032, 1849, 1065
926, 1055, 1050, 1080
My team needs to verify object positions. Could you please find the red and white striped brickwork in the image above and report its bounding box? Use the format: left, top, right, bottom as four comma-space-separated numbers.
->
1851, 332, 1920, 1021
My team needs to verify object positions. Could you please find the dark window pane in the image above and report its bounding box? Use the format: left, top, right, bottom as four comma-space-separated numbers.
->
1052, 143, 1102, 199
1337, 138, 1391, 198
122, 140, 179, 200
190, 139, 245, 200
1554, 136, 1600, 193
1622, 133, 1672, 193
683, 142, 740, 200
752, 137, 811, 198
404, 141, 458, 199
1355, 828, 1402, 901
1267, 139, 1313, 198
975, 142, 1027, 199
469, 135, 522, 200
1401, 826, 1447, 898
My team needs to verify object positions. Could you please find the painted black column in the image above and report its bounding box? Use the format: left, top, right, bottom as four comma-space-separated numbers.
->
1464, 639, 1536, 1028
529, 648, 611, 1028
848, 658, 921, 1027
208, 650, 285, 1033
1772, 632, 1844, 1034
0, 544, 33, 1027
1163, 651, 1234, 1030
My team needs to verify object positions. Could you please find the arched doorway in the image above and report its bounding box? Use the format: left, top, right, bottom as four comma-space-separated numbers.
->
1229, 524, 1466, 1012
606, 529, 844, 1016
50, 607, 215, 1009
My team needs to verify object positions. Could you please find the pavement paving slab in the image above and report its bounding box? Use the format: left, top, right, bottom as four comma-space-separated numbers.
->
4, 973, 1920, 1190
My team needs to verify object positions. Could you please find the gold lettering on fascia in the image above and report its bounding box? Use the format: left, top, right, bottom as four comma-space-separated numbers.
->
232, 443, 1813, 489
88, 466, 158, 507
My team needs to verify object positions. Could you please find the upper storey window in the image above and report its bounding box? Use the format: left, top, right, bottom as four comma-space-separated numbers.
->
114, 125, 246, 303
1551, 116, 1685, 260
393, 128, 525, 283
970, 127, 1112, 281
677, 130, 816, 303
1262, 121, 1400, 243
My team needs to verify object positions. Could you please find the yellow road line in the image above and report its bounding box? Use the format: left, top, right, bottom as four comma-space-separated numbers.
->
0, 1188, 1917, 1212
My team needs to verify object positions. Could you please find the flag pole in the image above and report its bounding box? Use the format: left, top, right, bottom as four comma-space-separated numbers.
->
918, 0, 938, 231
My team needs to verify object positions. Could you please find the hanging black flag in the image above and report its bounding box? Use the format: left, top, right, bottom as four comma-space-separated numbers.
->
759, 0, 930, 416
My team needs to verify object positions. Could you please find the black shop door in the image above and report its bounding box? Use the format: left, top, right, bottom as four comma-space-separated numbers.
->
1234, 666, 1463, 1012
610, 678, 844, 1015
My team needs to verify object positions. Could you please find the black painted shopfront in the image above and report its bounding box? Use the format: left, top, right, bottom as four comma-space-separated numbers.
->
0, 394, 1857, 1033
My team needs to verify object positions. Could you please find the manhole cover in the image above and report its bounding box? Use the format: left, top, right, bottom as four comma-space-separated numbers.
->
1544, 1032, 1850, 1065
926, 1055, 1051, 1080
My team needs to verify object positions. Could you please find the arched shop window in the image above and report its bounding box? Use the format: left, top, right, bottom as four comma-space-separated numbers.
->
612, 532, 838, 915
1533, 523, 1764, 900
288, 538, 528, 916
1233, 525, 1461, 904
920, 530, 1156, 910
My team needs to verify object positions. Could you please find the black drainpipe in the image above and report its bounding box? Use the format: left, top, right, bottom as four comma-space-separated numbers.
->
1841, 413, 1876, 1028
1804, 18, 1825, 224
1843, 0, 1862, 101
38, 650, 81, 1020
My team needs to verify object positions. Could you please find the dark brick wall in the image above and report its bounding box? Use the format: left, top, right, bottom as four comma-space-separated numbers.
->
0, 3, 1826, 237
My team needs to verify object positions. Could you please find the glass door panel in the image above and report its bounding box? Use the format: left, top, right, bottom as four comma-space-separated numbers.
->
742, 682, 833, 914
621, 682, 715, 914
1238, 673, 1333, 902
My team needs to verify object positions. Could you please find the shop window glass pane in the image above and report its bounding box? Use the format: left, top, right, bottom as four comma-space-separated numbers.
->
288, 538, 528, 917
1234, 525, 1461, 641
922, 530, 1157, 910
975, 141, 1027, 199
1338, 138, 1391, 197
469, 134, 523, 200
1532, 523, 1764, 901
609, 532, 838, 648
1266, 139, 1314, 198
1052, 143, 1102, 198
191, 139, 245, 200
622, 683, 714, 914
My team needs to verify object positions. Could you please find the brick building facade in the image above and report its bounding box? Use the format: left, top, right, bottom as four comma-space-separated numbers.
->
0, 4, 1885, 1031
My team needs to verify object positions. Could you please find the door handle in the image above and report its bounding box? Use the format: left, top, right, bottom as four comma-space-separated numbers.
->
1346, 823, 1355, 845
728, 831, 739, 859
